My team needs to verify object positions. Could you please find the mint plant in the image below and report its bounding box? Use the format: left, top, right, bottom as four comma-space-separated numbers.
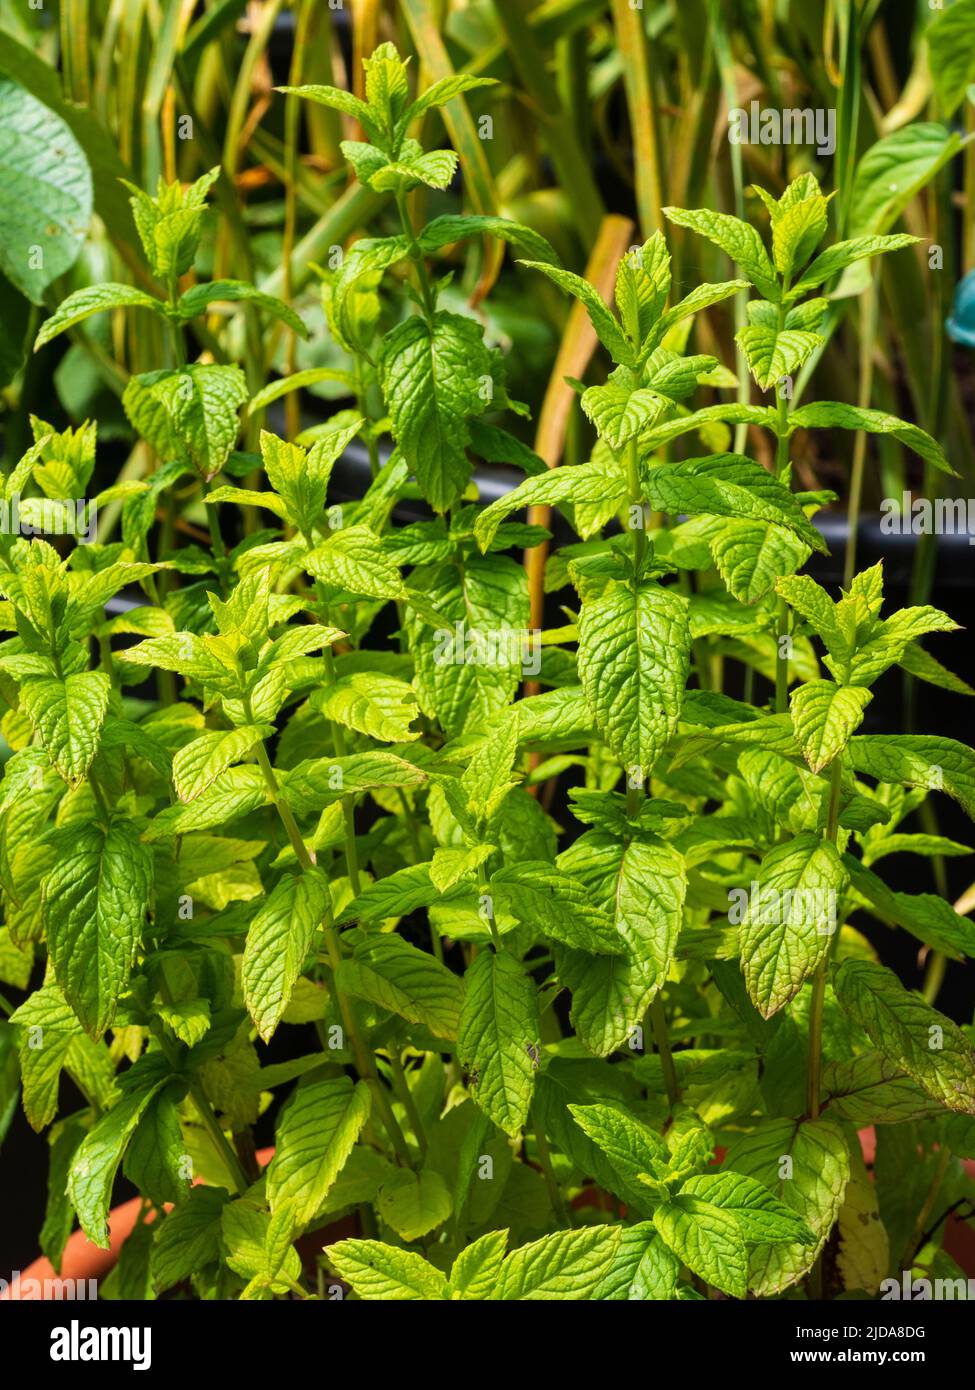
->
2, 46, 975, 1305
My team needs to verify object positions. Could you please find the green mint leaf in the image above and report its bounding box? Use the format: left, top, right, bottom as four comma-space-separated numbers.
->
709, 519, 810, 604
305, 523, 406, 600
519, 260, 634, 365
679, 1171, 815, 1244
152, 1186, 229, 1293
376, 1168, 453, 1241
833, 960, 975, 1114
822, 1052, 944, 1126
789, 679, 872, 773
648, 454, 827, 553
490, 862, 623, 955
35, 284, 166, 349
266, 1076, 371, 1232
578, 579, 690, 777
663, 206, 779, 300
591, 1223, 681, 1300
474, 462, 623, 553
326, 1238, 446, 1300
847, 734, 975, 821
0, 77, 92, 304
561, 837, 687, 1056
176, 280, 308, 337
337, 933, 464, 1039
447, 1228, 508, 1300
789, 234, 918, 297
568, 1102, 668, 1208
379, 311, 493, 512
496, 1225, 623, 1300
740, 832, 848, 1018
722, 1118, 851, 1296
788, 403, 956, 477
242, 871, 329, 1042
9, 982, 82, 1130
927, 0, 975, 115
647, 279, 749, 356
615, 233, 672, 343
277, 84, 382, 145
67, 1062, 169, 1247
173, 725, 271, 803
20, 670, 110, 786
580, 377, 668, 451
44, 819, 153, 1038
395, 73, 496, 138
653, 1196, 749, 1298
736, 323, 823, 392
124, 364, 248, 481
123, 1084, 190, 1207
314, 673, 420, 742
281, 750, 427, 817
458, 949, 539, 1137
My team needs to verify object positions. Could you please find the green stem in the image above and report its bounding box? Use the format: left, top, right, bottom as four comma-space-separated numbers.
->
87, 770, 112, 825
627, 437, 646, 575
189, 1080, 251, 1196
844, 272, 878, 589
477, 859, 503, 950
320, 640, 361, 897
649, 996, 680, 1108
533, 1117, 571, 1226
355, 359, 381, 480
167, 274, 186, 369
395, 190, 437, 320
249, 726, 412, 1167
922, 951, 947, 1006
774, 301, 793, 713
775, 595, 791, 715
203, 477, 229, 594
901, 1145, 952, 1272
806, 757, 844, 1124
387, 1050, 426, 1158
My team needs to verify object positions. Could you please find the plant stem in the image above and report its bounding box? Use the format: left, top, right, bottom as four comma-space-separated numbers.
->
387, 1050, 426, 1158
627, 437, 646, 575
649, 996, 680, 1108
534, 1117, 571, 1226
922, 950, 947, 1006
282, 0, 313, 443
774, 302, 793, 713
806, 756, 845, 1124
843, 271, 879, 589
901, 1144, 952, 1272
249, 730, 412, 1167
320, 641, 362, 897
395, 190, 437, 320
477, 860, 503, 950
188, 1079, 251, 1196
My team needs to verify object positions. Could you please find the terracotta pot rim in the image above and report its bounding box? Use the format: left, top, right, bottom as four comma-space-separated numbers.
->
1, 1146, 275, 1301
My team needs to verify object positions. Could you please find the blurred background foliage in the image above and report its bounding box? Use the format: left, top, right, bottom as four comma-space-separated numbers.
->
2, 0, 975, 519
